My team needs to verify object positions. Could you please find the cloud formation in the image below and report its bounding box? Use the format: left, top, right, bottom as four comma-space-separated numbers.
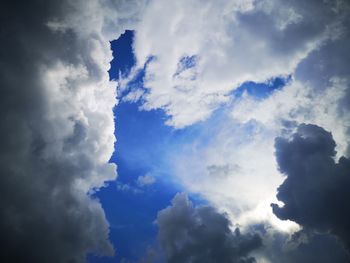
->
0, 0, 144, 262
272, 124, 350, 250
156, 193, 262, 263
131, 0, 350, 236
125, 0, 350, 261
252, 226, 349, 263
3, 0, 350, 262
130, 0, 348, 128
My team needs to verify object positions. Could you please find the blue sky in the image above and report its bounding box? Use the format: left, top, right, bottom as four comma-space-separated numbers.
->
89, 30, 289, 262
89, 31, 177, 262
90, 30, 208, 262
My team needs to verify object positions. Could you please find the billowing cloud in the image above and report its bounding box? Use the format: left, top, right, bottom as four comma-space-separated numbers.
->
129, 0, 348, 128
126, 0, 350, 237
156, 193, 262, 263
272, 124, 350, 250
4, 0, 350, 262
126, 0, 350, 261
0, 0, 144, 262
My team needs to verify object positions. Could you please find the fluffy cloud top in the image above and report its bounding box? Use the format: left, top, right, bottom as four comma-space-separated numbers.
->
129, 0, 348, 128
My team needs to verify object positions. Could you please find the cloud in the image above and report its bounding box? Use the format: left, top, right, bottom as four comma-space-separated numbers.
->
129, 0, 347, 128
251, 226, 349, 263
4, 0, 349, 262
156, 193, 262, 263
169, 114, 289, 228
137, 174, 156, 187
229, 3, 350, 157
272, 124, 350, 250
0, 0, 144, 262
230, 77, 350, 157
125, 1, 350, 261
116, 182, 143, 194
131, 0, 350, 238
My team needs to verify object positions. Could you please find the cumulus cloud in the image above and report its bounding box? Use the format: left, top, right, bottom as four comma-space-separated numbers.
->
156, 193, 262, 263
0, 0, 144, 262
272, 124, 350, 250
128, 0, 348, 128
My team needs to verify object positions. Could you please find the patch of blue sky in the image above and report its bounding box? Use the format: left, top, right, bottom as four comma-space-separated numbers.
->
88, 106, 177, 262
233, 76, 291, 100
179, 55, 197, 68
89, 99, 209, 262
174, 54, 198, 77
110, 31, 155, 100
89, 179, 177, 263
109, 30, 136, 80
117, 56, 155, 101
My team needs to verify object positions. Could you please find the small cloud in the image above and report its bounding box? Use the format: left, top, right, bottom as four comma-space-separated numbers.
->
136, 174, 156, 187
206, 164, 240, 179
116, 182, 142, 194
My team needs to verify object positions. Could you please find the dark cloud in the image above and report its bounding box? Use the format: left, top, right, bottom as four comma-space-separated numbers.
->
0, 0, 143, 262
272, 124, 350, 252
281, 231, 349, 263
156, 193, 262, 263
246, 224, 349, 263
292, 1, 350, 157
294, 1, 350, 90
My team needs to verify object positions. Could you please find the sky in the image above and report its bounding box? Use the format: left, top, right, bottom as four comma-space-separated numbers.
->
1, 0, 350, 263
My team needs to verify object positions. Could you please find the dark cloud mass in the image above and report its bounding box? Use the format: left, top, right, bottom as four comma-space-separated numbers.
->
156, 193, 262, 263
0, 0, 143, 262
249, 225, 349, 263
272, 124, 350, 251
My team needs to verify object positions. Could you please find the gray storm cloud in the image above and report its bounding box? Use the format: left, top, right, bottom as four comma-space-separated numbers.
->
156, 193, 262, 263
272, 124, 350, 251
252, 227, 349, 263
0, 0, 144, 262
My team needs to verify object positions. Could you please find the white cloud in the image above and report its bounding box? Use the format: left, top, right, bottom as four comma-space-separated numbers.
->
137, 174, 156, 187
130, 0, 345, 128
169, 112, 296, 231
231, 78, 350, 157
